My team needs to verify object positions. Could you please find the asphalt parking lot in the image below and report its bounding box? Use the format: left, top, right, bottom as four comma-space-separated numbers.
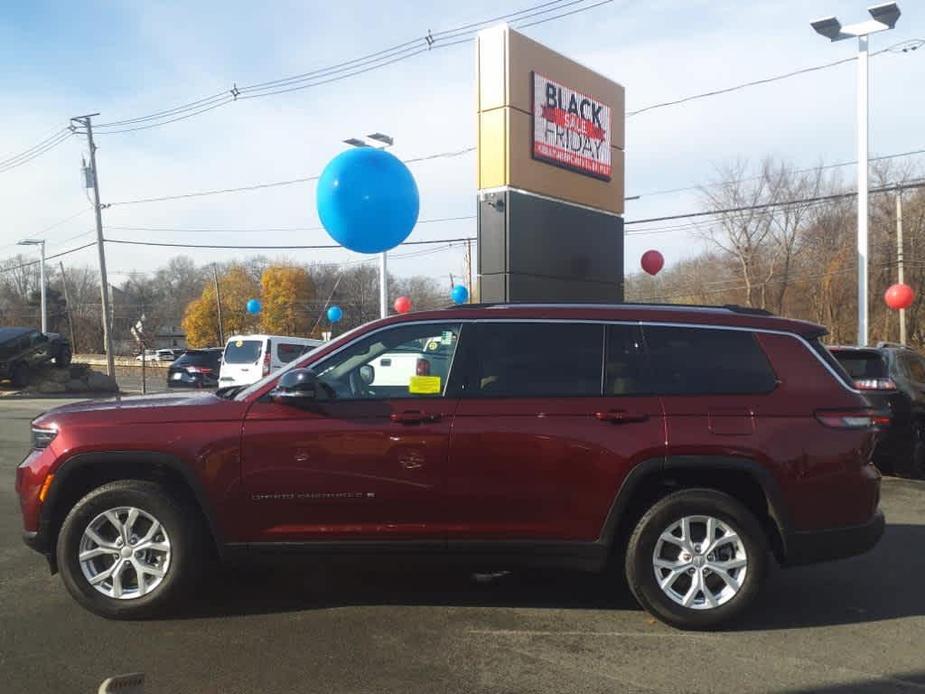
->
1, 398, 924, 694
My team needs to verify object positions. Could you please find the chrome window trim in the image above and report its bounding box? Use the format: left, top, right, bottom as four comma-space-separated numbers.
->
242, 316, 858, 400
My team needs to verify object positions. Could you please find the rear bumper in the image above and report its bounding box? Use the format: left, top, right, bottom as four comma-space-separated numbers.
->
782, 510, 885, 566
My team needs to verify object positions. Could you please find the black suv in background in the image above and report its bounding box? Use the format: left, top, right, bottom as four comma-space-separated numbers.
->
166, 348, 223, 389
830, 343, 925, 478
0, 328, 71, 387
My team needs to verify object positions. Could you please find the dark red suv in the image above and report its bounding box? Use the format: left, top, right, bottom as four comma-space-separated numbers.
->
16, 304, 884, 629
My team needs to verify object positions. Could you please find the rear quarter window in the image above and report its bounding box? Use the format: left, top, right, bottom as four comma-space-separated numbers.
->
643, 326, 777, 395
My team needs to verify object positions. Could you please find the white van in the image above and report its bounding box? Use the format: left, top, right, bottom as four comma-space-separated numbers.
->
218, 334, 323, 387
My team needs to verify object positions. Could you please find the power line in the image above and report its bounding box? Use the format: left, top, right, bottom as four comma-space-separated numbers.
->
92, 0, 613, 134
626, 38, 923, 118
0, 242, 97, 275
0, 128, 74, 174
628, 146, 925, 200
102, 236, 476, 250
105, 147, 474, 206
104, 215, 475, 234
625, 180, 925, 227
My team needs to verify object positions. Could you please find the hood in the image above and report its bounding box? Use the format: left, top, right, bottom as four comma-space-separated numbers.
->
33, 391, 244, 428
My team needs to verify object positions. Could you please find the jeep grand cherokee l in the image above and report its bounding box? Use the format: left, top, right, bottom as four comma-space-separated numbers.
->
16, 303, 884, 629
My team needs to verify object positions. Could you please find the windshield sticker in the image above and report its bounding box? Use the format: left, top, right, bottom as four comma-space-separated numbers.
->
408, 375, 441, 394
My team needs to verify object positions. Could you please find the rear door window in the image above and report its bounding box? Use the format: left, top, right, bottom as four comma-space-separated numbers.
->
224, 339, 263, 364
277, 343, 305, 364
462, 322, 603, 397
604, 324, 650, 395
899, 353, 925, 384
643, 326, 777, 395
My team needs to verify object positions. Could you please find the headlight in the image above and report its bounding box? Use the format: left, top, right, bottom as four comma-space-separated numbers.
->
31, 427, 57, 450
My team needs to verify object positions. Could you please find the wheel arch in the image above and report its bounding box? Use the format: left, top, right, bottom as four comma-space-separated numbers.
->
599, 455, 791, 563
42, 451, 224, 571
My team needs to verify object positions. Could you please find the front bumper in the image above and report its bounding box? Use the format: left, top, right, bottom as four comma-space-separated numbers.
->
783, 510, 885, 566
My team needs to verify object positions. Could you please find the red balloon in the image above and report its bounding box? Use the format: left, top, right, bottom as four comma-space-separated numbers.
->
394, 295, 413, 314
885, 283, 915, 310
641, 250, 664, 276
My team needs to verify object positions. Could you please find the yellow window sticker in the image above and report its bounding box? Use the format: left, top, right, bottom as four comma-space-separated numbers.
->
235, 340, 243, 347
408, 375, 441, 394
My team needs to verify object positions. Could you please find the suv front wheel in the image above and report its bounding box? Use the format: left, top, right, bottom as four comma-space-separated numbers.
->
625, 488, 768, 630
56, 480, 203, 619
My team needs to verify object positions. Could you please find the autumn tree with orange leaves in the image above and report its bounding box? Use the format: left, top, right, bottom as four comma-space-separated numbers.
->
259, 264, 314, 335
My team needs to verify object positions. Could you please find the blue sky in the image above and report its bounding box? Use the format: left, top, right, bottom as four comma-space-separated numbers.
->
2, 0, 924, 286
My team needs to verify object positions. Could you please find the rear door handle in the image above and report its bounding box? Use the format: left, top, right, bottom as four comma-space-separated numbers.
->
390, 411, 441, 425
595, 410, 649, 424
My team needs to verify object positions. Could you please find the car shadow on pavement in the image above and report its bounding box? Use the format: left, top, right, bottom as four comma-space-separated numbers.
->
180, 561, 641, 620
177, 523, 924, 629
782, 671, 925, 693
734, 522, 925, 631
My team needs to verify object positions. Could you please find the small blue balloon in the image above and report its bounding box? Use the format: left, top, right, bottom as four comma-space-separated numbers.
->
316, 148, 420, 254
326, 305, 343, 323
451, 285, 469, 305
246, 298, 262, 314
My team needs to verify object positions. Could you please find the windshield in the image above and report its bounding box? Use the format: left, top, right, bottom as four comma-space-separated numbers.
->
224, 339, 263, 364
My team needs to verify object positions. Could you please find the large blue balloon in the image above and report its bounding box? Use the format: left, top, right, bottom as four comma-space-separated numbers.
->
246, 298, 262, 314
451, 284, 469, 305
316, 148, 420, 254
326, 305, 343, 323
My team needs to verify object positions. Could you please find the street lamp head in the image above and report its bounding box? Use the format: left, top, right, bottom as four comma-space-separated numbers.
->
342, 138, 370, 148
343, 133, 394, 149
17, 238, 43, 246
811, 16, 844, 41
868, 2, 901, 29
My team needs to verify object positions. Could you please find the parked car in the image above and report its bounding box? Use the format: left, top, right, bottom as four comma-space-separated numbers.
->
830, 342, 925, 478
166, 348, 223, 389
218, 334, 323, 387
0, 327, 71, 387
135, 349, 179, 363
17, 303, 884, 629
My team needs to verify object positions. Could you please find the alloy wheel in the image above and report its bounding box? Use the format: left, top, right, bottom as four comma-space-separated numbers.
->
78, 506, 171, 600
652, 514, 748, 610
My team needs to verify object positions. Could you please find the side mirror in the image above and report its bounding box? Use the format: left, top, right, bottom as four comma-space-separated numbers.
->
270, 368, 320, 406
359, 364, 375, 385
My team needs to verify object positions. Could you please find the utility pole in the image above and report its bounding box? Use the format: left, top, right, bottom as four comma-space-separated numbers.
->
212, 263, 225, 344
58, 261, 77, 350
897, 188, 906, 345
72, 113, 115, 377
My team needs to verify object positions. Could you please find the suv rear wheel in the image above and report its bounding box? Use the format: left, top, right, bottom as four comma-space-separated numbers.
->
56, 480, 203, 619
625, 488, 768, 630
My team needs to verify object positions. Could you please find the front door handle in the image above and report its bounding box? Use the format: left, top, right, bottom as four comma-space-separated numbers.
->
595, 410, 649, 424
390, 411, 441, 425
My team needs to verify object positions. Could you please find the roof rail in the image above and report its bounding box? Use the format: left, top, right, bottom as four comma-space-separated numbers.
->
441, 300, 775, 316
876, 341, 913, 350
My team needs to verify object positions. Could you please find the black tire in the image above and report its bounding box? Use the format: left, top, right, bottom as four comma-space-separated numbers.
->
911, 436, 925, 480
56, 480, 205, 619
625, 488, 768, 630
54, 346, 72, 368
10, 362, 29, 388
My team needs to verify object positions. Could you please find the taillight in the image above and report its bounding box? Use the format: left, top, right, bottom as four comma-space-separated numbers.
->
262, 350, 271, 377
815, 409, 881, 429
415, 358, 431, 376
854, 378, 897, 391
186, 366, 213, 374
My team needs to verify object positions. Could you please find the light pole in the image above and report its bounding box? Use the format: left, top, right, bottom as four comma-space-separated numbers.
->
812, 3, 901, 346
343, 132, 395, 319
18, 238, 47, 333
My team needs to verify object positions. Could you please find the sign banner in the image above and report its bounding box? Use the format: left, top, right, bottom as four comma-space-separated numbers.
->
532, 72, 612, 180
